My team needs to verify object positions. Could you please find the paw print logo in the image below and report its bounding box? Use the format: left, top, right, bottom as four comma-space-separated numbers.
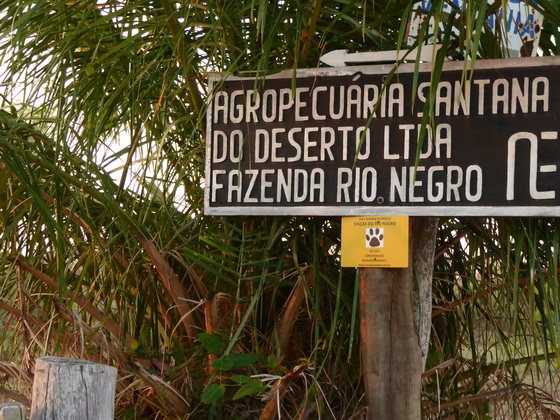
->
366, 228, 384, 248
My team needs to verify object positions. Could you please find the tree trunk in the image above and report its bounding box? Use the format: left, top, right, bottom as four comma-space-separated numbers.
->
31, 357, 117, 420
360, 221, 422, 419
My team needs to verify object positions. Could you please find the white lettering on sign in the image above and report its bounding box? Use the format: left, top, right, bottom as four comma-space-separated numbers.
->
214, 77, 549, 125
383, 124, 452, 160
506, 131, 558, 201
388, 165, 483, 204
213, 83, 408, 124
210, 74, 551, 205
416, 77, 549, 116
336, 167, 378, 203
206, 57, 560, 216
211, 168, 326, 204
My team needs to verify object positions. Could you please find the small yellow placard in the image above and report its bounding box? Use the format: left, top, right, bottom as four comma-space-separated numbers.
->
341, 216, 409, 268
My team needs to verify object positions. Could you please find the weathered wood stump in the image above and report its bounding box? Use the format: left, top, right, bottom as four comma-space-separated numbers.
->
31, 357, 117, 420
0, 403, 26, 420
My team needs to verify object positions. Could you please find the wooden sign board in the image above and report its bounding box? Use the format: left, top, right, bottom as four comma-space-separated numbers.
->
205, 56, 560, 216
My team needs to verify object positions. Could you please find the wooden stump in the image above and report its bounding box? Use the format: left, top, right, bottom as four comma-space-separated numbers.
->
0, 403, 26, 420
31, 357, 117, 420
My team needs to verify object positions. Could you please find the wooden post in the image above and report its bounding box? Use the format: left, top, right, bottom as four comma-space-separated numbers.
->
360, 221, 422, 419
31, 357, 117, 420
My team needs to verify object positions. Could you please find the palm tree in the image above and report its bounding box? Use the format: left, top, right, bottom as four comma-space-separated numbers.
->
1, 0, 560, 418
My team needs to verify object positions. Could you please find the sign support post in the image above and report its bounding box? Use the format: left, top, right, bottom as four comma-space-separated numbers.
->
352, 216, 437, 419
342, 214, 426, 417
359, 221, 422, 419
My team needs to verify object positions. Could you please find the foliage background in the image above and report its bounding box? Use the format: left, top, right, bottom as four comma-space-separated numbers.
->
1, 0, 560, 418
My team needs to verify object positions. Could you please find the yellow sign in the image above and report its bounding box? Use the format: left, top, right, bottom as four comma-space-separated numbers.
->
341, 216, 409, 267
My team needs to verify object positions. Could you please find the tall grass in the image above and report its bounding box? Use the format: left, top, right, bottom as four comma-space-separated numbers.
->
1, 0, 560, 418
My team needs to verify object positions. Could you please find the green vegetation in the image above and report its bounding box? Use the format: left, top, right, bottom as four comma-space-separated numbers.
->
1, 0, 560, 418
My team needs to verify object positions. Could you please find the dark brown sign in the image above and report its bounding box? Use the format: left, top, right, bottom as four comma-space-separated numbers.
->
205, 57, 560, 216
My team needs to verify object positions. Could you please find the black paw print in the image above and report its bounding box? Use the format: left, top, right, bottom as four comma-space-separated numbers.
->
366, 228, 384, 247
